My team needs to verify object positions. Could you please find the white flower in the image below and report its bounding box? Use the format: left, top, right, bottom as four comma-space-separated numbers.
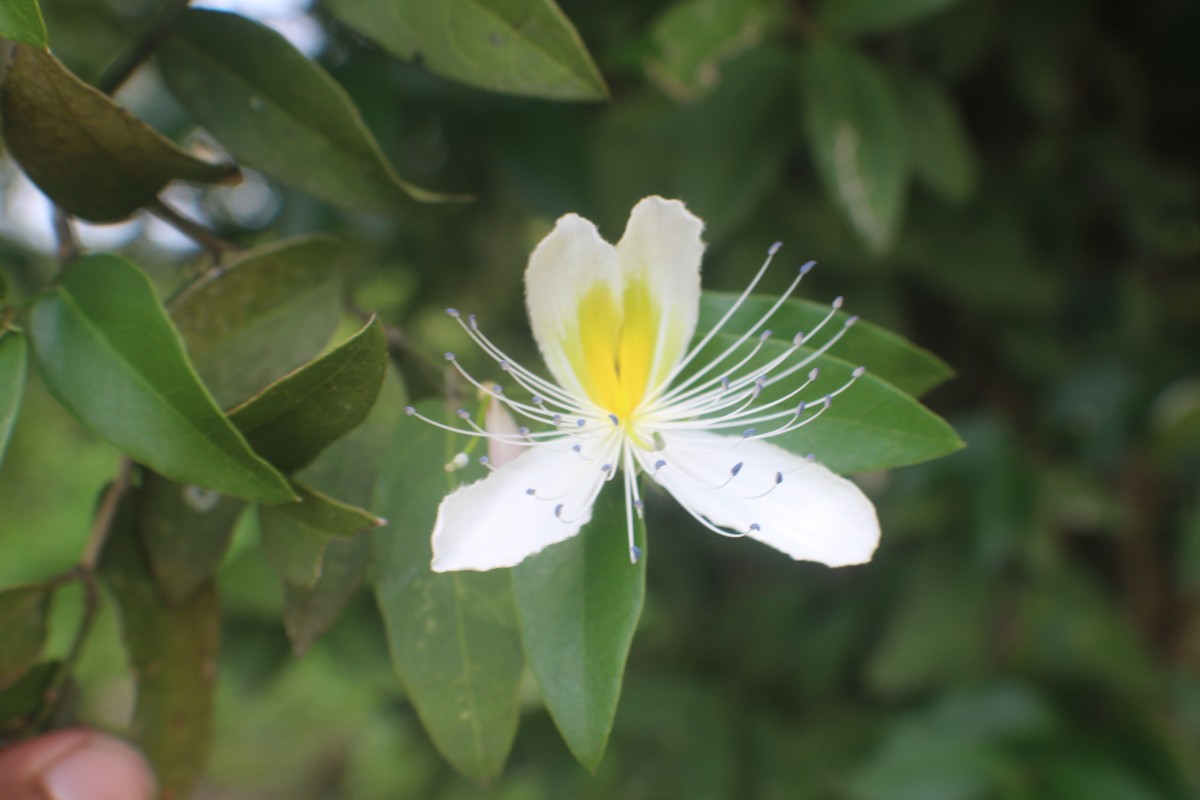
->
409, 196, 880, 572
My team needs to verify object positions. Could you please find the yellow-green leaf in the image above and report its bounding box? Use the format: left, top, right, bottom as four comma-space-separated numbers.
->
0, 45, 239, 222
29, 254, 294, 503
156, 9, 453, 214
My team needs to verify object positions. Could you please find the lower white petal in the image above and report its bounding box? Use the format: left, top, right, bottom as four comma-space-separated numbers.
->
431, 444, 608, 572
645, 431, 879, 567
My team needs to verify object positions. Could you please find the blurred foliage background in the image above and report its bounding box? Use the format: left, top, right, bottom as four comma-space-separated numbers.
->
2, 0, 1199, 797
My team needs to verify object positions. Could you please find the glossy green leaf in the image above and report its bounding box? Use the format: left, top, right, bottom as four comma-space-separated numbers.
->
698, 291, 954, 397
259, 482, 381, 589
0, 331, 28, 467
894, 72, 977, 203
280, 366, 407, 654
29, 253, 294, 504
171, 236, 343, 409
327, 0, 607, 101
798, 42, 909, 254
282, 536, 370, 656
0, 660, 58, 736
818, 0, 962, 37
100, 493, 218, 800
137, 471, 245, 605
0, 0, 47, 49
513, 487, 646, 771
372, 401, 523, 785
229, 319, 387, 474
0, 584, 51, 692
685, 331, 962, 474
0, 44, 239, 222
155, 8, 451, 213
647, 0, 773, 101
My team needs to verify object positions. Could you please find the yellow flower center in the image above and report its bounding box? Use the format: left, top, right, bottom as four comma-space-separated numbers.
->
563, 277, 661, 420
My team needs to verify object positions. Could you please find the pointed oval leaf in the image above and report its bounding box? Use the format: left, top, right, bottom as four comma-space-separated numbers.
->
155, 8, 453, 214
327, 0, 608, 101
698, 291, 954, 397
513, 487, 646, 771
0, 45, 239, 222
683, 330, 962, 474
818, 0, 963, 38
894, 72, 977, 203
259, 481, 382, 589
29, 254, 294, 503
100, 493, 217, 800
137, 471, 245, 604
171, 236, 344, 409
798, 42, 909, 254
0, 331, 28, 467
281, 366, 407, 654
229, 319, 387, 474
647, 0, 774, 101
372, 402, 523, 785
0, 0, 47, 49
282, 535, 370, 656
0, 584, 52, 692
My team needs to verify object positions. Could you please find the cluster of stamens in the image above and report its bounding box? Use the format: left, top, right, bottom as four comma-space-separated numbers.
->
406, 243, 865, 563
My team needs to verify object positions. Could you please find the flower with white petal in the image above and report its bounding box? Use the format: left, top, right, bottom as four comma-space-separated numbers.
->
408, 196, 880, 572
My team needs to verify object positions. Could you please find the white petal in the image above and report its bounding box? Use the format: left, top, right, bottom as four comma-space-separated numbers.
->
615, 196, 705, 382
644, 431, 879, 567
524, 213, 621, 399
431, 444, 608, 572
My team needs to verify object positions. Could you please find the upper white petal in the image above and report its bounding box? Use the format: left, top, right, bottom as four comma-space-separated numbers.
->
643, 430, 879, 567
524, 213, 621, 399
615, 196, 705, 380
431, 443, 608, 572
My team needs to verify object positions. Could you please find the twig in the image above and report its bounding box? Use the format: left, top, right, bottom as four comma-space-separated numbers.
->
95, 0, 192, 96
30, 460, 133, 731
52, 208, 80, 263
148, 198, 243, 255
80, 459, 133, 572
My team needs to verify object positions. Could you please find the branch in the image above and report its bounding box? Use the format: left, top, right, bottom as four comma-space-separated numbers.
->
52, 207, 80, 263
95, 0, 192, 96
148, 198, 243, 255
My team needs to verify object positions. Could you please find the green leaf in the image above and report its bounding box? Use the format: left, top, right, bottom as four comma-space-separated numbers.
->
687, 331, 962, 474
672, 47, 795, 243
136, 471, 245, 605
100, 493, 218, 800
0, 661, 58, 736
259, 482, 381, 589
698, 291, 954, 397
372, 401, 523, 785
281, 365, 407, 654
798, 42, 909, 254
29, 253, 294, 504
171, 236, 344, 409
513, 487, 646, 771
0, 0, 47, 49
0, 331, 28, 467
155, 9, 452, 214
327, 0, 608, 101
229, 319, 388, 474
818, 0, 962, 38
0, 44, 239, 222
282, 536, 370, 656
894, 72, 977, 203
647, 0, 774, 101
0, 584, 51, 692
